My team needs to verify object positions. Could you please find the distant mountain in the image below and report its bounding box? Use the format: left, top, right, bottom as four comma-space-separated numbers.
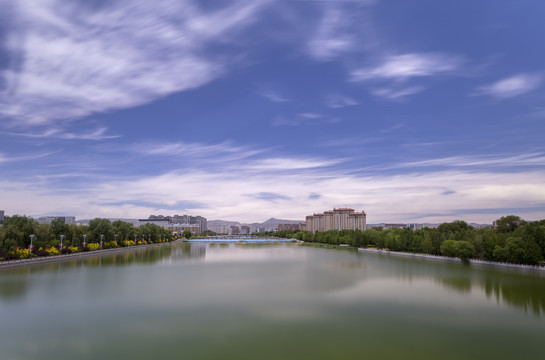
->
259, 218, 302, 228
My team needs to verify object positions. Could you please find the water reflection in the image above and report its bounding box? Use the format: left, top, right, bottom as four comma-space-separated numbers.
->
1, 243, 544, 317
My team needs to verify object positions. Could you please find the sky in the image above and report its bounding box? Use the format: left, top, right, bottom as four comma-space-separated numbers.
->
0, 0, 544, 224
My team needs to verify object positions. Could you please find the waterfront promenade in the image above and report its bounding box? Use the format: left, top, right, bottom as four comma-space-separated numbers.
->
0, 240, 183, 270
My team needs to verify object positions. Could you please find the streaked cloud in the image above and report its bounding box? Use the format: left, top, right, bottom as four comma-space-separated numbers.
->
371, 86, 425, 100
272, 113, 339, 126
6, 127, 119, 141
326, 94, 359, 108
474, 73, 543, 99
351, 53, 463, 82
0, 0, 268, 127
261, 90, 291, 103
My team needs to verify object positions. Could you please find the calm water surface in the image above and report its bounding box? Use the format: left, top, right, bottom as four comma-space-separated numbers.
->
1, 242, 544, 360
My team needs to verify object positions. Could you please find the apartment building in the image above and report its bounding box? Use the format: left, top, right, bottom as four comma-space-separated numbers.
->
304, 208, 366, 233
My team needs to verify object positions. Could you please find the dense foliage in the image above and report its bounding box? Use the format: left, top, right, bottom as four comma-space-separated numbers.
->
266, 216, 545, 266
0, 216, 174, 261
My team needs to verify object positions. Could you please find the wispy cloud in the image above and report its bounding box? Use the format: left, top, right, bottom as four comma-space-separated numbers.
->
351, 53, 463, 82
6, 127, 119, 140
307, 5, 355, 61
474, 73, 543, 99
398, 152, 545, 169
325, 94, 359, 108
261, 90, 291, 103
371, 86, 425, 100
0, 0, 268, 127
0, 150, 61, 164
272, 113, 339, 126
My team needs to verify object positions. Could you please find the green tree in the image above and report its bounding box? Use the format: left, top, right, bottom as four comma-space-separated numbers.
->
88, 218, 113, 243
182, 230, 192, 239
440, 240, 457, 257
454, 241, 475, 263
495, 215, 526, 233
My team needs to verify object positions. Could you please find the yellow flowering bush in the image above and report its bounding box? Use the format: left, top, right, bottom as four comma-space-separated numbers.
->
87, 243, 100, 251
107, 241, 118, 248
137, 241, 143, 245
13, 248, 31, 258
68, 246, 79, 253
45, 247, 60, 255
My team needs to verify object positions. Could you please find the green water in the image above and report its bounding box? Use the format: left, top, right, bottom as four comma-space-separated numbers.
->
1, 242, 544, 360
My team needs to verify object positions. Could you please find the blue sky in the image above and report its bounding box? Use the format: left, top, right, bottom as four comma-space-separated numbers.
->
0, 0, 544, 223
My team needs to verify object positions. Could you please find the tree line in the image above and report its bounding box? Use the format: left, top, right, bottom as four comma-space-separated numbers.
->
0, 216, 175, 260
266, 216, 545, 265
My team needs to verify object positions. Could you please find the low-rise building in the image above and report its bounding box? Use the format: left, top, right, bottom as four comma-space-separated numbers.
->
37, 216, 76, 225
277, 224, 300, 231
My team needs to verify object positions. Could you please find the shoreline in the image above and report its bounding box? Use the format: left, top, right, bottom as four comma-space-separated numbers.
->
0, 240, 183, 270
357, 247, 545, 272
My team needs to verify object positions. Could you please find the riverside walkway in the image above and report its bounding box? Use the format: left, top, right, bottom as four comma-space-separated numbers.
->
0, 240, 183, 270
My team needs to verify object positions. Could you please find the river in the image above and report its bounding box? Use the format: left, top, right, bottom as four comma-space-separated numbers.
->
1, 241, 544, 359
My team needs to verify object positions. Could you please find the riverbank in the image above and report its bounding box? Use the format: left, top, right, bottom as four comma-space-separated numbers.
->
358, 247, 545, 272
0, 240, 183, 270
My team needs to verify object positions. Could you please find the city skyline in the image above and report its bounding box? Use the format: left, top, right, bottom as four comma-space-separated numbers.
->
1, 1, 544, 224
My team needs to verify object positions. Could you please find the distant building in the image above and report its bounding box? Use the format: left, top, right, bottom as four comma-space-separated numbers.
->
138, 219, 171, 228
304, 208, 366, 233
37, 216, 76, 225
167, 224, 200, 233
383, 224, 407, 229
255, 227, 265, 233
299, 222, 306, 231
240, 225, 250, 234
277, 224, 300, 231
0, 210, 4, 225
145, 214, 208, 233
230, 225, 240, 235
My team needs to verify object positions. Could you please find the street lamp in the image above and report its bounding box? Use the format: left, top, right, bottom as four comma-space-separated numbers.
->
148, 234, 151, 243
83, 234, 88, 248
134, 234, 137, 246
29, 235, 35, 253
60, 235, 65, 252
114, 234, 118, 245
100, 234, 104, 249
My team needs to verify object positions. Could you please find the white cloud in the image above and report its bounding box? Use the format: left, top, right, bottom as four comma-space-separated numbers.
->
307, 5, 355, 61
475, 73, 543, 99
351, 53, 463, 82
261, 90, 291, 103
2, 165, 544, 224
371, 86, 424, 100
326, 94, 359, 108
6, 127, 119, 140
272, 113, 339, 126
0, 0, 268, 127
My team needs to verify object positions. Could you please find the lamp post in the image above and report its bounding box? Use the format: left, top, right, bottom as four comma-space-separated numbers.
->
148, 234, 151, 243
142, 234, 145, 244
60, 235, 65, 252
100, 234, 104, 249
83, 234, 87, 248
29, 235, 35, 253
134, 234, 137, 246
114, 234, 118, 245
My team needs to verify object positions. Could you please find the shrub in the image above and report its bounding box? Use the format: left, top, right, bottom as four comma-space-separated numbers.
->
440, 240, 457, 257
87, 243, 100, 251
45, 246, 60, 256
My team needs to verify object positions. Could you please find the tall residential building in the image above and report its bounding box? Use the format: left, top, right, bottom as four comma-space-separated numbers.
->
0, 210, 4, 225
303, 208, 366, 233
